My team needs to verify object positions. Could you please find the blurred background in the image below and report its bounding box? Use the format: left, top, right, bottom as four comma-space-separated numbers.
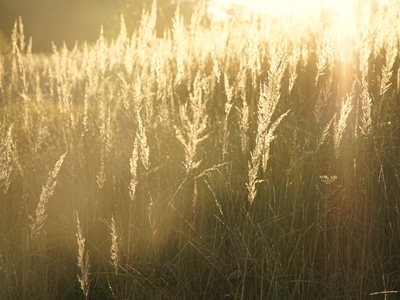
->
0, 0, 378, 54
0, 0, 203, 53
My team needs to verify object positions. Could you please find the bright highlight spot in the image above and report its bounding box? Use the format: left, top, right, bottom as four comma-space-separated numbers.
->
218, 0, 349, 15
208, 0, 359, 21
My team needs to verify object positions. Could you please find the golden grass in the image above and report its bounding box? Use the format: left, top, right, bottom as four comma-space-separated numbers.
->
76, 212, 90, 299
30, 152, 66, 240
1, 1, 400, 298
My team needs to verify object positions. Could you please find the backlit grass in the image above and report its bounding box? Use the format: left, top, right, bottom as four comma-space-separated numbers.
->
1, 1, 400, 299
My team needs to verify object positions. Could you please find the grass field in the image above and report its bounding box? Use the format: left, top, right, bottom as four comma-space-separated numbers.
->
1, 1, 400, 299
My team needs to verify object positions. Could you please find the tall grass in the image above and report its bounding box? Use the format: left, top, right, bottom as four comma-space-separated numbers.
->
1, 0, 400, 299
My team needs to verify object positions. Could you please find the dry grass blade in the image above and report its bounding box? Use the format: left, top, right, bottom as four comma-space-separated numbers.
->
76, 212, 90, 299
174, 72, 208, 174
173, 5, 185, 85
211, 46, 221, 84
315, 34, 332, 87
30, 152, 67, 240
96, 150, 106, 189
317, 114, 336, 151
222, 73, 234, 161
288, 45, 300, 93
136, 110, 150, 170
247, 51, 287, 204
0, 53, 4, 101
238, 95, 249, 155
247, 151, 262, 205
235, 67, 250, 154
334, 92, 353, 159
261, 110, 290, 172
380, 35, 398, 96
314, 83, 331, 124
97, 102, 113, 188
359, 33, 373, 136
32, 114, 50, 154
129, 138, 139, 201
360, 85, 372, 136
110, 214, 119, 276
0, 125, 14, 193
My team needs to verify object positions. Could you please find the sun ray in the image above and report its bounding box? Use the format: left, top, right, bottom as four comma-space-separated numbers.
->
208, 0, 387, 27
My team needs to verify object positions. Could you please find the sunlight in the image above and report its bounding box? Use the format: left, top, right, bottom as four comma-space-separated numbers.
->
208, 0, 389, 24
209, 0, 356, 20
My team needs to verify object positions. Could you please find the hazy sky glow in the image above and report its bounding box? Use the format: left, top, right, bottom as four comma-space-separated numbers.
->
209, 0, 351, 19
208, 0, 389, 21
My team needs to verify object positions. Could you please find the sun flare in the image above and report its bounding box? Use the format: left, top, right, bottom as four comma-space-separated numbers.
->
210, 0, 354, 17
208, 0, 386, 25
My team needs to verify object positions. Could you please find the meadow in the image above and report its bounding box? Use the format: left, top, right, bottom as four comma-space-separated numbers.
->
1, 1, 400, 299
